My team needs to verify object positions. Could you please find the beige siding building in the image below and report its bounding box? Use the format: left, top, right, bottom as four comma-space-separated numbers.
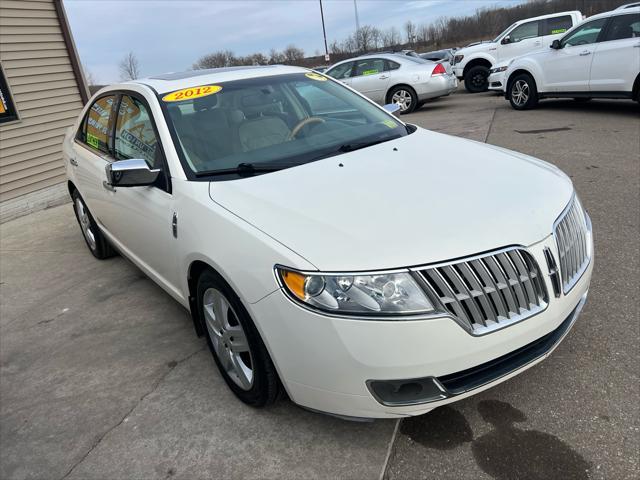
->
0, 0, 88, 222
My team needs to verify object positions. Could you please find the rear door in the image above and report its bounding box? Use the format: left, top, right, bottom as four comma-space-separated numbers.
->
541, 18, 607, 92
72, 94, 117, 226
349, 58, 391, 103
498, 20, 542, 61
589, 13, 640, 92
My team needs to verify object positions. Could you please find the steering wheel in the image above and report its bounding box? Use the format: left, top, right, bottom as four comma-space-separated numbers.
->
288, 117, 325, 140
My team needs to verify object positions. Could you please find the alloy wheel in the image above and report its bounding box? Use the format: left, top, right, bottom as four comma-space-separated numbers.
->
512, 80, 530, 107
391, 90, 412, 112
472, 72, 487, 88
75, 197, 96, 251
203, 287, 254, 390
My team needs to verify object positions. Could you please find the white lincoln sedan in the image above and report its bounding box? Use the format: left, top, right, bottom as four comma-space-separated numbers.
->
64, 65, 593, 420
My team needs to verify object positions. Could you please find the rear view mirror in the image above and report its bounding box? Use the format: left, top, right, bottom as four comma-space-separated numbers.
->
551, 39, 562, 49
105, 159, 160, 188
383, 103, 401, 115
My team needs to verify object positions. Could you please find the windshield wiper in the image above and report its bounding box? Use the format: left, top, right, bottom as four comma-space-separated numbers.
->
195, 162, 291, 178
337, 135, 401, 153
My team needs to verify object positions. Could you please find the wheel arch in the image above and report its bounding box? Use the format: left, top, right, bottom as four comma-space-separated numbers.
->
633, 73, 640, 101
187, 259, 219, 337
463, 57, 493, 76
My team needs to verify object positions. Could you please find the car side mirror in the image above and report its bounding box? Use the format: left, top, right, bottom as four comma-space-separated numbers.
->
501, 35, 511, 45
105, 159, 160, 188
383, 103, 401, 115
551, 39, 562, 50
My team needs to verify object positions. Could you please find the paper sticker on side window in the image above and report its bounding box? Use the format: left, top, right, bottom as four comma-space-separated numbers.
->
86, 132, 100, 149
162, 85, 222, 102
362, 69, 379, 76
551, 28, 567, 34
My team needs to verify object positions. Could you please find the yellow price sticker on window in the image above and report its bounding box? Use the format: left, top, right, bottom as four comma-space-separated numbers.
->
305, 72, 327, 81
382, 119, 398, 129
162, 85, 222, 102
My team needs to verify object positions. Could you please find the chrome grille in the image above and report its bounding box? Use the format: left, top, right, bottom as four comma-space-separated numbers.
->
554, 196, 590, 293
418, 248, 548, 335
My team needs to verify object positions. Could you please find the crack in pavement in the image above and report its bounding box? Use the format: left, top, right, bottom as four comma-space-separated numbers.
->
59, 346, 206, 480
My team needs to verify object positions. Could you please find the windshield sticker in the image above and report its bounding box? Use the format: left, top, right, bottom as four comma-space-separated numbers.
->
305, 72, 327, 81
86, 132, 100, 149
362, 69, 379, 76
382, 119, 398, 129
162, 85, 222, 102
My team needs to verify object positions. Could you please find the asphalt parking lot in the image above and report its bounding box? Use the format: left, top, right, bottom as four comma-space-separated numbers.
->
1, 90, 638, 480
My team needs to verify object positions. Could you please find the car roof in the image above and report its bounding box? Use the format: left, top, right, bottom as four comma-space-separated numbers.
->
616, 2, 640, 9
329, 53, 425, 67
128, 65, 308, 94
513, 10, 581, 23
584, 5, 639, 21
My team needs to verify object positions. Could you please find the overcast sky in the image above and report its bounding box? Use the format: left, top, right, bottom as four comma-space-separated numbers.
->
64, 0, 524, 84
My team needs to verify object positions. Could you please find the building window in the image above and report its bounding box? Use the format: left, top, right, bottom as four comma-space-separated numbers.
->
0, 64, 19, 124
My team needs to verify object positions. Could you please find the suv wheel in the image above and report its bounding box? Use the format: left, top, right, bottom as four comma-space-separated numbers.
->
464, 65, 489, 93
197, 269, 280, 407
72, 190, 116, 259
509, 73, 539, 110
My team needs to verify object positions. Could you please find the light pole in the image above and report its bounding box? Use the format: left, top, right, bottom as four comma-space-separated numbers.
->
319, 0, 330, 63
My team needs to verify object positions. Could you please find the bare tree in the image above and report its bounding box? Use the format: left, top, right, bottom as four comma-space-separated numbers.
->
269, 48, 286, 64
193, 50, 236, 69
83, 67, 96, 86
404, 20, 417, 46
119, 52, 140, 81
355, 25, 377, 53
282, 44, 305, 64
382, 26, 401, 48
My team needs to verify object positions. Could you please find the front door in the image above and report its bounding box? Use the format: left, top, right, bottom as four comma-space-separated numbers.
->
349, 58, 391, 104
104, 93, 179, 294
498, 20, 542, 62
542, 18, 608, 92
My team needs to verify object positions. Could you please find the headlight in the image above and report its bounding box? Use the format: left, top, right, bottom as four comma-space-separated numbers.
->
453, 54, 464, 64
490, 66, 508, 73
276, 267, 435, 316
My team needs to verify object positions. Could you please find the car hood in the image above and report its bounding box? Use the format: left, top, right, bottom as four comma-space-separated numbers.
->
457, 42, 498, 57
208, 128, 573, 271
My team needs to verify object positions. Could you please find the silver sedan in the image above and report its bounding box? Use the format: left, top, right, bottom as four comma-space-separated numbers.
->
325, 53, 457, 114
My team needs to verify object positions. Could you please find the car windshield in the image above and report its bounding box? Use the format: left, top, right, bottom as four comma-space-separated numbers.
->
492, 23, 516, 42
161, 72, 408, 179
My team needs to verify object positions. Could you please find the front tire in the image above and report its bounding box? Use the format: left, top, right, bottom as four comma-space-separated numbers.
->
197, 269, 280, 407
71, 190, 115, 259
388, 85, 417, 114
464, 65, 489, 93
508, 73, 539, 110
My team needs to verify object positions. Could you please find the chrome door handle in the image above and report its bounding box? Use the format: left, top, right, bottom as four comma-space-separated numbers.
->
379, 75, 389, 79
69, 157, 78, 166
102, 181, 116, 192
579, 50, 591, 56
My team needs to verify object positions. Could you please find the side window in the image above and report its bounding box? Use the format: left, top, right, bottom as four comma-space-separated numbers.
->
561, 18, 608, 47
114, 95, 161, 168
82, 95, 116, 155
603, 14, 640, 42
353, 58, 385, 77
326, 62, 353, 80
543, 16, 573, 36
386, 60, 401, 71
509, 21, 540, 42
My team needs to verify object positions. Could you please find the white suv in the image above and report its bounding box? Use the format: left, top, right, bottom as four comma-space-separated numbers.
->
452, 11, 583, 92
504, 7, 640, 109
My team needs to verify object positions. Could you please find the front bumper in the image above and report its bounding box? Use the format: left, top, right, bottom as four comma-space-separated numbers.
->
488, 71, 506, 91
415, 74, 458, 101
249, 236, 593, 419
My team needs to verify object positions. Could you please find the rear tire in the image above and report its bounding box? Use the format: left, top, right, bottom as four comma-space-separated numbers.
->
71, 190, 116, 259
388, 85, 417, 114
197, 269, 280, 407
508, 73, 539, 110
464, 65, 490, 93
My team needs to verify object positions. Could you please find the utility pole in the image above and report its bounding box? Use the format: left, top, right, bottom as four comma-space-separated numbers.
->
319, 0, 330, 63
353, 0, 360, 34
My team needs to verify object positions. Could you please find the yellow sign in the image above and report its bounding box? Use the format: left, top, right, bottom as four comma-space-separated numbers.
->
382, 119, 398, 129
162, 85, 222, 102
305, 72, 327, 81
